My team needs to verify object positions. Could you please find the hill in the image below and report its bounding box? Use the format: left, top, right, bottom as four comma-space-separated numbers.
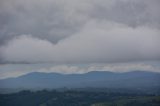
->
0, 71, 160, 91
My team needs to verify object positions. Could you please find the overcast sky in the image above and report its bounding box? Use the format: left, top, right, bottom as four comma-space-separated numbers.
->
0, 0, 160, 63
0, 0, 160, 78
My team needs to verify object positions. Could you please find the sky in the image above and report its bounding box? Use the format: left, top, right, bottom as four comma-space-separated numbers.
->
0, 0, 160, 78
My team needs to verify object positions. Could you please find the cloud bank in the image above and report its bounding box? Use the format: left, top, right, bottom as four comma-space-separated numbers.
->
0, 0, 160, 63
0, 62, 160, 79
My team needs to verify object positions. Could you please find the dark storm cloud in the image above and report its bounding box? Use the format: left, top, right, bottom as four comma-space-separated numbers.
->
90, 0, 160, 28
0, 0, 86, 45
0, 0, 159, 44
0, 0, 160, 63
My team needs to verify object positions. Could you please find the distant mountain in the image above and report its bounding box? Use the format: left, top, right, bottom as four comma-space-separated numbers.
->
0, 71, 160, 90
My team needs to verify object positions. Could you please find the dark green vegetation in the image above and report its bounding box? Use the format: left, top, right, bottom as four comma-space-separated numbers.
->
93, 96, 160, 106
0, 89, 160, 106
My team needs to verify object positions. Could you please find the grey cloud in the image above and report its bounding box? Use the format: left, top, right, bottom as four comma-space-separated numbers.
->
2, 21, 160, 63
0, 0, 160, 63
0, 0, 85, 45
90, 0, 160, 28
0, 0, 159, 44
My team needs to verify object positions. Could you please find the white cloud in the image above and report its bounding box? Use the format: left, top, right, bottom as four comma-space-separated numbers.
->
42, 63, 159, 74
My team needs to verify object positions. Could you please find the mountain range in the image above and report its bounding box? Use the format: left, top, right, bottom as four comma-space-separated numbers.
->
0, 71, 160, 90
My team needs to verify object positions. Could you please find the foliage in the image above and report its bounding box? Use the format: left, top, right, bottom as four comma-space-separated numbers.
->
0, 90, 159, 106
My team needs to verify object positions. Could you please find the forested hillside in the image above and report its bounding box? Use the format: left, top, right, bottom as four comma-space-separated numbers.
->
0, 90, 160, 106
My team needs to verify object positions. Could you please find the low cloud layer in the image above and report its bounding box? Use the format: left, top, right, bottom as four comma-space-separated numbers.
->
0, 62, 160, 79
0, 0, 160, 63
